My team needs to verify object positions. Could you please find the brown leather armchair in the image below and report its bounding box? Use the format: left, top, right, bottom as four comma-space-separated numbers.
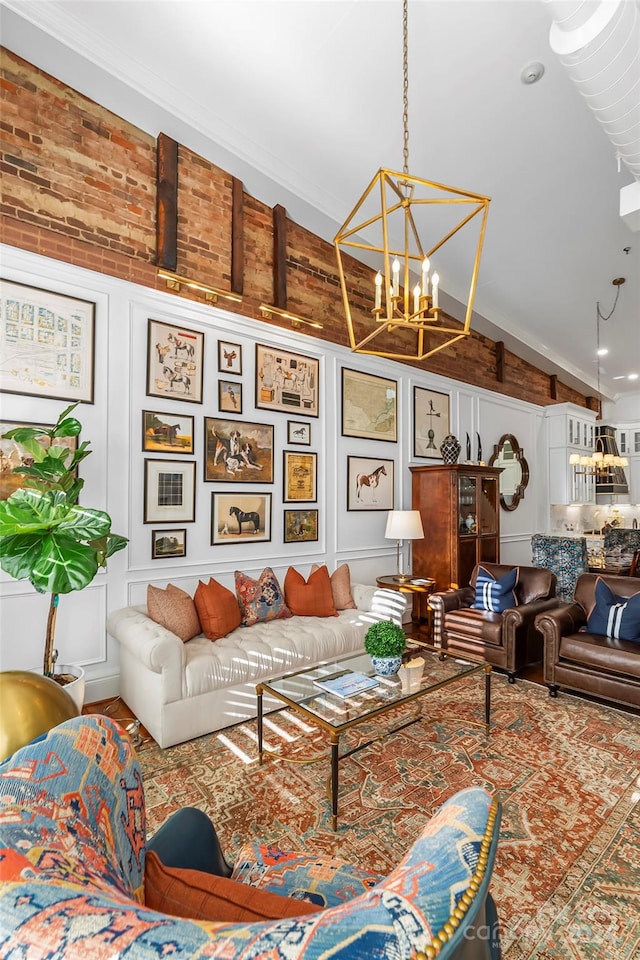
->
535, 572, 640, 709
430, 562, 558, 683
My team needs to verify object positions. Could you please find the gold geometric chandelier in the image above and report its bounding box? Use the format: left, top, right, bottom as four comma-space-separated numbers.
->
334, 0, 491, 362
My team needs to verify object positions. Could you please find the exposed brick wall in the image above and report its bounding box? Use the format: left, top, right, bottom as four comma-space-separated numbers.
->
0, 47, 589, 410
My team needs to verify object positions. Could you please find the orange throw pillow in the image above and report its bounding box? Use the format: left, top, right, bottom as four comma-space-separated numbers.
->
311, 563, 356, 610
147, 584, 201, 642
144, 851, 320, 922
194, 578, 242, 641
284, 565, 338, 617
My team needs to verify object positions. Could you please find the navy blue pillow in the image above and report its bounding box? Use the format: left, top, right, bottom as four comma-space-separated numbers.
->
472, 566, 519, 613
586, 579, 640, 642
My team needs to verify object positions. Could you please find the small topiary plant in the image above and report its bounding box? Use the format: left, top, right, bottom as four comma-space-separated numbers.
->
364, 619, 407, 658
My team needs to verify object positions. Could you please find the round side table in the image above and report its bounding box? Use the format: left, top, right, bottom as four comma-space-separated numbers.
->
375, 575, 436, 638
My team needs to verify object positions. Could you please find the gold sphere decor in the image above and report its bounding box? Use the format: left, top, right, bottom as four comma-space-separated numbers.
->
0, 670, 79, 762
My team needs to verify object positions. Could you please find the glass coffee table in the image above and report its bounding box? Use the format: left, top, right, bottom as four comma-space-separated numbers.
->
256, 641, 491, 830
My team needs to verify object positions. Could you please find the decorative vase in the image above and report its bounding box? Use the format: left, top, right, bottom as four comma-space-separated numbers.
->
440, 434, 462, 464
53, 664, 86, 712
370, 655, 403, 677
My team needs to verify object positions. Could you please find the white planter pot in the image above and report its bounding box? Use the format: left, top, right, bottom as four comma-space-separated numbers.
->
53, 665, 86, 712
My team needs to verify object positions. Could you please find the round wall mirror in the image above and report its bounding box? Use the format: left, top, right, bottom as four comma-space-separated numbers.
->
489, 434, 529, 511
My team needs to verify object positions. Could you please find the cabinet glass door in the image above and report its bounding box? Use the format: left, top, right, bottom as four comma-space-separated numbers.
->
479, 478, 497, 534
458, 476, 477, 534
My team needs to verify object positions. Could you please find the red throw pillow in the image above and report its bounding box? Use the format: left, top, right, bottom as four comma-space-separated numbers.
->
194, 578, 242, 641
147, 584, 201, 642
144, 851, 320, 922
284, 565, 338, 617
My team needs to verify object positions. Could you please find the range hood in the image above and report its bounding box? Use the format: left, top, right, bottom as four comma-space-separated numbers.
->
595, 425, 630, 501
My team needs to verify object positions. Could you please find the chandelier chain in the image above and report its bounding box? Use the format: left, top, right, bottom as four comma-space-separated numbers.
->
402, 0, 409, 175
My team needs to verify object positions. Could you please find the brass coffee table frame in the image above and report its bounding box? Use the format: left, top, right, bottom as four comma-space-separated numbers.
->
256, 643, 491, 830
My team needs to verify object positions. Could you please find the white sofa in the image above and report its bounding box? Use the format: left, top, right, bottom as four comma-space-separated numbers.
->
107, 584, 406, 748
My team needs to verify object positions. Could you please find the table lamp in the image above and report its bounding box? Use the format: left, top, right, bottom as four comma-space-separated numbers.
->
385, 510, 424, 582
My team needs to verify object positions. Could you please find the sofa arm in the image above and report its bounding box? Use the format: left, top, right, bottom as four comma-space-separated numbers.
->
502, 596, 560, 630
430, 586, 475, 615
107, 605, 187, 678
535, 603, 586, 684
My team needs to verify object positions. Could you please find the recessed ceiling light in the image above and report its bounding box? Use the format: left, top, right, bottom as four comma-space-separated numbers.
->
597, 348, 608, 356
613, 375, 626, 380
628, 373, 639, 380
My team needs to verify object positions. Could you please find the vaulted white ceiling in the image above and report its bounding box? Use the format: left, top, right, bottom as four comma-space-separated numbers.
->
2, 0, 639, 397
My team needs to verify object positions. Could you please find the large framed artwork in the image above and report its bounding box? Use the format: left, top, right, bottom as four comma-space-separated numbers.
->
142, 410, 194, 454
0, 420, 78, 500
283, 450, 317, 503
0, 279, 95, 403
204, 417, 274, 483
284, 508, 319, 543
255, 344, 319, 417
413, 387, 450, 459
347, 455, 394, 511
211, 492, 272, 544
143, 459, 196, 523
341, 368, 397, 442
146, 318, 204, 404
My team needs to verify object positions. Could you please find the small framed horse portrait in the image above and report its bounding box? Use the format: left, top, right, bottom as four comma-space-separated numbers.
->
142, 410, 194, 454
146, 318, 204, 405
211, 492, 272, 545
347, 455, 394, 511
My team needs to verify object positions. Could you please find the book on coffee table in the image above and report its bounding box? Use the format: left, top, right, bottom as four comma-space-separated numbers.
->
313, 670, 379, 699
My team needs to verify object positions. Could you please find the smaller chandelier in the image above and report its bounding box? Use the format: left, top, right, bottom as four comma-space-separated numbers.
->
334, 0, 490, 362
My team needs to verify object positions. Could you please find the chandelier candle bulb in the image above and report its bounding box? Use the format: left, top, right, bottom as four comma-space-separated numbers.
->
432, 272, 439, 308
392, 258, 400, 297
413, 284, 421, 314
374, 272, 382, 310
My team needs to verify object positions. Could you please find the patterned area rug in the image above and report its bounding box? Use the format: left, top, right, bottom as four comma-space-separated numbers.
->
137, 676, 640, 959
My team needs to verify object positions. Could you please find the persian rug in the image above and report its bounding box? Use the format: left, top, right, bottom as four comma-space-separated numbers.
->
137, 676, 640, 959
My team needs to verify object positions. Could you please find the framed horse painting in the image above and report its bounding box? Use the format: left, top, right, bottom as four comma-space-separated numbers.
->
142, 410, 194, 454
347, 455, 394, 511
146, 318, 204, 404
211, 492, 272, 545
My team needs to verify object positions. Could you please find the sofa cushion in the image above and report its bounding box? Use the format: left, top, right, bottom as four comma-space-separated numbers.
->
231, 843, 383, 908
285, 565, 338, 617
472, 566, 519, 613
235, 567, 292, 627
194, 578, 242, 640
147, 584, 201, 642
586, 578, 640, 642
311, 562, 357, 610
144, 851, 319, 921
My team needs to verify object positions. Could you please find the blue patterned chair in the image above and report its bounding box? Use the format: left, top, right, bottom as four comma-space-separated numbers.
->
0, 715, 502, 959
531, 534, 589, 602
603, 527, 640, 568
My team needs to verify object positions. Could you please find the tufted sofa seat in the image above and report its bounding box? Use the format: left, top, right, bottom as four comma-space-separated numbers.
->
108, 583, 403, 748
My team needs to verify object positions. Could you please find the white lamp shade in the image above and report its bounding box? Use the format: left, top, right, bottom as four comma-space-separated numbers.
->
385, 510, 424, 540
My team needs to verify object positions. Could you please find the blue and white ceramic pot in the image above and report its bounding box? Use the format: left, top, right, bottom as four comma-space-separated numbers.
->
370, 655, 403, 677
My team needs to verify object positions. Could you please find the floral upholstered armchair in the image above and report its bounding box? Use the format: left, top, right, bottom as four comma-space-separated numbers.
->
0, 715, 502, 959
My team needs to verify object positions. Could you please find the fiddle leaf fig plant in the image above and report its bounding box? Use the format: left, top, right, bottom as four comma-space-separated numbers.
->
0, 403, 128, 677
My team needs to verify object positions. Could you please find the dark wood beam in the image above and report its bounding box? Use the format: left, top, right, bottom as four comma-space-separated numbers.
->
231, 177, 244, 295
273, 204, 287, 309
549, 374, 558, 400
495, 341, 505, 383
156, 133, 178, 271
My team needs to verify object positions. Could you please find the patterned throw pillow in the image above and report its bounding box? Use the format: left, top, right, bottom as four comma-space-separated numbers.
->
194, 578, 242, 641
147, 583, 201, 641
586, 578, 640, 642
472, 566, 519, 613
235, 567, 292, 627
310, 562, 357, 610
284, 565, 338, 617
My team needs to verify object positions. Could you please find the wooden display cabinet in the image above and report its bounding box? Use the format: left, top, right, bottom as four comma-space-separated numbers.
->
410, 464, 502, 591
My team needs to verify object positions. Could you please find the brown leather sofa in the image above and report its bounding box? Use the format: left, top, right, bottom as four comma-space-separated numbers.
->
535, 572, 640, 709
430, 562, 558, 682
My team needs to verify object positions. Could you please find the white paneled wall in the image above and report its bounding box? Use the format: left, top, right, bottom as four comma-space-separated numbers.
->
0, 244, 550, 701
